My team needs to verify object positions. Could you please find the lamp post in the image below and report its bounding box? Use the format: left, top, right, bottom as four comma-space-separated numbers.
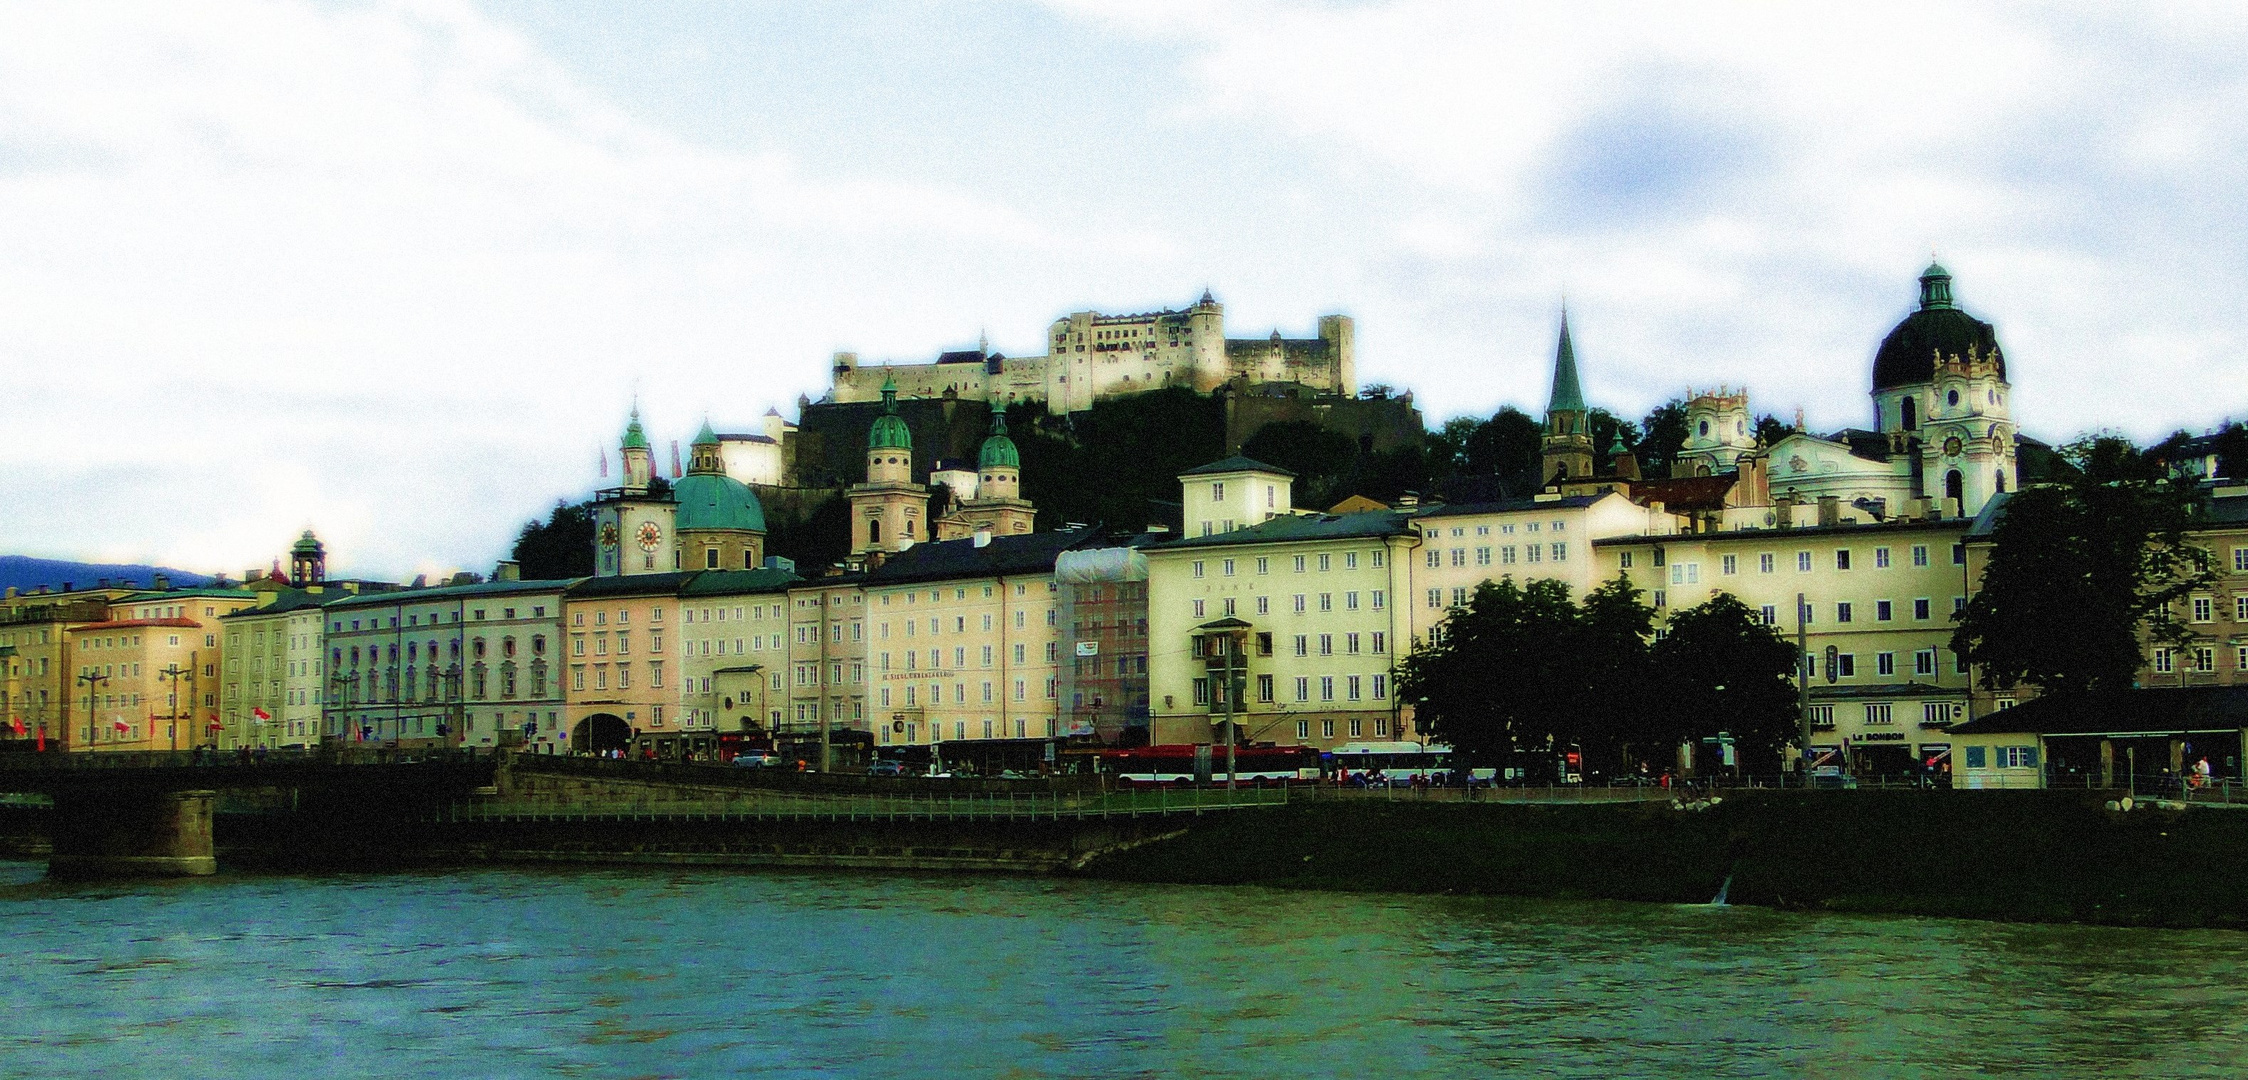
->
157, 663, 190, 751
76, 670, 109, 747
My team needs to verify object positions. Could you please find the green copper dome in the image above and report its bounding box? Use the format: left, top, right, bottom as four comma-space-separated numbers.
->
621, 409, 650, 451
978, 410, 1019, 469
868, 375, 913, 451
1874, 264, 2004, 391
290, 530, 323, 556
674, 472, 767, 533
691, 419, 719, 448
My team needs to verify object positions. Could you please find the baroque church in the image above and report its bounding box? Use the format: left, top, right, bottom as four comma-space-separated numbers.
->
1539, 262, 2022, 527
592, 409, 771, 577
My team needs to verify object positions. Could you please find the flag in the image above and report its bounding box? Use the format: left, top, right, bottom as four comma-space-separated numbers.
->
599, 447, 609, 479
670, 440, 683, 479
252, 706, 271, 721
113, 718, 130, 733
8, 716, 22, 737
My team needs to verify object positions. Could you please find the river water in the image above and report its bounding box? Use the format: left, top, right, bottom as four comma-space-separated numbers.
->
3, 861, 2246, 1079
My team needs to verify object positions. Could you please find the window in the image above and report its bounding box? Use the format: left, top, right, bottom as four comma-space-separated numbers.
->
1834, 653, 1855, 677
1256, 674, 1274, 702
2237, 596, 2248, 622
1759, 553, 1774, 574
2193, 647, 2216, 672
1996, 745, 2039, 769
1192, 600, 1205, 618
1425, 549, 1440, 568
1953, 544, 1967, 566
1912, 545, 1930, 567
1526, 544, 1542, 564
2235, 548, 2248, 573
1552, 543, 1567, 562
2153, 648, 2174, 674
1370, 590, 1385, 611
1836, 550, 1852, 570
1875, 547, 1891, 569
1294, 677, 1309, 702
1914, 598, 1931, 620
1923, 702, 1953, 725
1476, 547, 1492, 566
1721, 554, 1737, 575
1372, 632, 1386, 654
1192, 561, 1204, 579
1318, 634, 1333, 656
1428, 588, 1443, 609
2193, 596, 2215, 623
1797, 551, 1812, 572
1293, 594, 1307, 614
1296, 720, 1310, 741
1294, 555, 1307, 573
1371, 549, 1385, 568
1914, 650, 1936, 676
1222, 558, 1235, 576
1319, 676, 1334, 701
1452, 588, 1469, 607
1808, 705, 1835, 729
1319, 593, 1333, 612
1877, 652, 1895, 676
1293, 635, 1308, 657
1501, 546, 1517, 565
1451, 548, 1466, 567
1876, 600, 1893, 622
1669, 563, 1700, 586
1319, 553, 1332, 571
1222, 598, 1236, 617
1836, 602, 1853, 623
1255, 596, 1269, 615
1620, 552, 1634, 569
1759, 605, 1777, 626
1256, 557, 1269, 575
1864, 703, 1893, 725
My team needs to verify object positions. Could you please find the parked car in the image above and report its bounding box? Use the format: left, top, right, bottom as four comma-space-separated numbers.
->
868, 759, 907, 777
731, 751, 781, 769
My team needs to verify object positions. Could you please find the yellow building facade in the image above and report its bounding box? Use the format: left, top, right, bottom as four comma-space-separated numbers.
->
563, 574, 686, 755
1, 585, 137, 749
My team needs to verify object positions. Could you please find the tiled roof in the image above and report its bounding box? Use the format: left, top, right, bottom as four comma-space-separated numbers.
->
1412, 494, 1602, 518
564, 572, 701, 599
681, 568, 802, 597
1147, 510, 1415, 551
324, 578, 575, 610
1948, 687, 2248, 736
864, 527, 1102, 586
1628, 475, 1737, 512
1179, 455, 1294, 479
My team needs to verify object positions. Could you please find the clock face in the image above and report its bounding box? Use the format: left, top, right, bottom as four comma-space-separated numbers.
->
599, 523, 620, 549
637, 521, 663, 552
1943, 436, 1964, 457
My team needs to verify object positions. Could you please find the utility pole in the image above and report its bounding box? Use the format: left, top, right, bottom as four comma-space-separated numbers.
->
157, 663, 190, 752
77, 670, 108, 748
1796, 590, 1810, 784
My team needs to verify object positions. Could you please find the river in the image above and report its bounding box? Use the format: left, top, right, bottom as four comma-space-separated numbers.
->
2, 860, 2245, 1079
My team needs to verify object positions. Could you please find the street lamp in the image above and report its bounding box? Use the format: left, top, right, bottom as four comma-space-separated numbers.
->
76, 670, 109, 748
157, 663, 190, 751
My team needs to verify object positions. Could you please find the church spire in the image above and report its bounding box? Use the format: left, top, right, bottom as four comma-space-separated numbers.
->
1547, 311, 1587, 416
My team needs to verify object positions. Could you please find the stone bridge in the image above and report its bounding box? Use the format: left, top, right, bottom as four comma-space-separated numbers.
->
0, 751, 1282, 877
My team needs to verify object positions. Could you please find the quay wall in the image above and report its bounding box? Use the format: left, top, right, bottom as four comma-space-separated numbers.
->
1077, 790, 2248, 929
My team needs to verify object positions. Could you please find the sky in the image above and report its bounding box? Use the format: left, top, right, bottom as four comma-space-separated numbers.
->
5, 0, 2246, 581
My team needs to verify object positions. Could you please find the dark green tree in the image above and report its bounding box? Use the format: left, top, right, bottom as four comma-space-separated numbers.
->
765, 493, 853, 570
1648, 592, 1801, 769
1239, 420, 1361, 509
1396, 577, 1583, 772
1752, 413, 1799, 448
1952, 435, 2213, 694
1573, 575, 1658, 768
1638, 399, 1690, 475
1588, 408, 1640, 465
511, 501, 595, 579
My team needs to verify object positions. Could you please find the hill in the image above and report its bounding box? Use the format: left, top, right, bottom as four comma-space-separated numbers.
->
0, 556, 213, 595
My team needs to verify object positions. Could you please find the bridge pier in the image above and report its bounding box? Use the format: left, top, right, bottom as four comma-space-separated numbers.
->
48, 788, 219, 878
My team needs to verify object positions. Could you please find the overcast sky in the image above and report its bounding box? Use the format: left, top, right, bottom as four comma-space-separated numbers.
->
6, 1, 2246, 581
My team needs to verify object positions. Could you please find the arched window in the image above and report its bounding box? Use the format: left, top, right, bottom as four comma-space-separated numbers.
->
1945, 470, 1964, 503
1994, 470, 2007, 494
869, 519, 882, 545
1698, 420, 1710, 437
1947, 388, 1960, 407
1901, 396, 1918, 431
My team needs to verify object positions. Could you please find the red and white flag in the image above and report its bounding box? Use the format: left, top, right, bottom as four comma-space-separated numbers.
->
8, 716, 23, 737
252, 706, 271, 721
113, 718, 131, 734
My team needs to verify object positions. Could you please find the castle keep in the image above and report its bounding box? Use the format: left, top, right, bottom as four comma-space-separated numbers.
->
826, 291, 1354, 414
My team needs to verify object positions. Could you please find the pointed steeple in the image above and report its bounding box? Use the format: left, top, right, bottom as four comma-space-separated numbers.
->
1547, 312, 1587, 415
621, 404, 650, 450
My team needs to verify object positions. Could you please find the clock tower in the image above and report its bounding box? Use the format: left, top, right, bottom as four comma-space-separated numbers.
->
593, 407, 679, 577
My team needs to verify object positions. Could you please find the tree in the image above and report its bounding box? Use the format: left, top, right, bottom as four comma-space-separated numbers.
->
1239, 420, 1360, 508
1396, 577, 1583, 772
512, 501, 595, 579
1638, 400, 1690, 475
1648, 593, 1801, 770
1396, 575, 1662, 778
1952, 435, 2213, 694
1588, 408, 1640, 465
1752, 413, 1799, 448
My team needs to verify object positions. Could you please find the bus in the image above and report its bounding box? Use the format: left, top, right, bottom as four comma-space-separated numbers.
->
1096, 744, 1322, 787
1326, 741, 1494, 786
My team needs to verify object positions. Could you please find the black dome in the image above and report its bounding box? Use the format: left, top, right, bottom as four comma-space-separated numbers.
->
1871, 263, 2005, 392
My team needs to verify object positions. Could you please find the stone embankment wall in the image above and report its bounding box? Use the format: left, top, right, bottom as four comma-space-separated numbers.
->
1077, 790, 2248, 928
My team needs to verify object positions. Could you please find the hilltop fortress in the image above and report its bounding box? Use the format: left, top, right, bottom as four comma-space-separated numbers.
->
826, 291, 1355, 414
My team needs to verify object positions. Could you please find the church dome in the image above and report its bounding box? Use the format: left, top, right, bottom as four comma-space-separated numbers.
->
869, 375, 913, 451
977, 410, 1019, 469
673, 472, 766, 533
1872, 262, 2006, 391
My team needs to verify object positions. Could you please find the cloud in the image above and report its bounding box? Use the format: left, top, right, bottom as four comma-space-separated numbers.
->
0, 0, 1070, 578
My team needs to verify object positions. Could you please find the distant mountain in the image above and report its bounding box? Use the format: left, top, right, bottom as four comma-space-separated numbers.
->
0, 556, 214, 595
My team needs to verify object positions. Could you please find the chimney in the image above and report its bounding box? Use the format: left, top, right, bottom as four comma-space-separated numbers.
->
763, 555, 796, 573
153, 573, 171, 591
494, 560, 521, 582
973, 528, 992, 548
246, 569, 265, 583
1395, 492, 1420, 509
4, 587, 15, 599
1817, 495, 1841, 527
62, 581, 74, 593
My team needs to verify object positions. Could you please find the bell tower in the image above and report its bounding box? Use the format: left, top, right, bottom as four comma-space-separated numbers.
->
1539, 311, 1594, 486
593, 406, 679, 576
850, 376, 928, 558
